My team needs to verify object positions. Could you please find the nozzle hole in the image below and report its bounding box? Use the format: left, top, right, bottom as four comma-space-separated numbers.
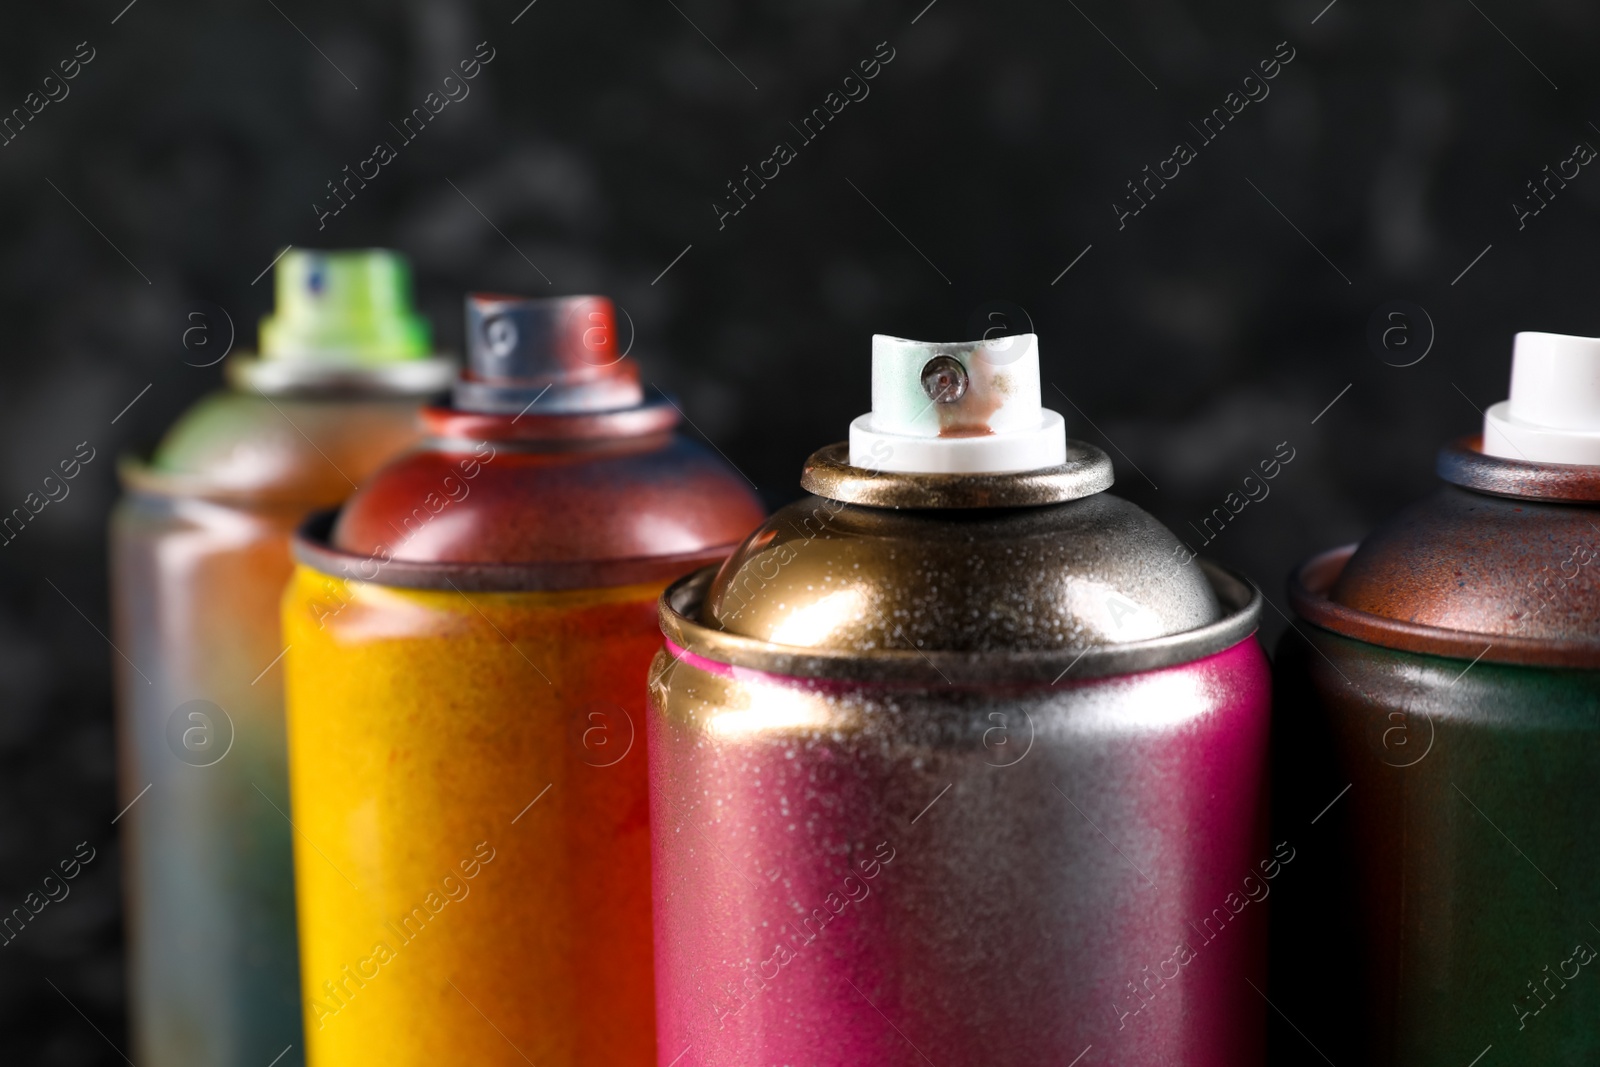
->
920, 355, 969, 404
483, 315, 519, 359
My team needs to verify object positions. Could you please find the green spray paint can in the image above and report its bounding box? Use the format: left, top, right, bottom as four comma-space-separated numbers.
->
110, 250, 452, 1067
1272, 330, 1600, 1064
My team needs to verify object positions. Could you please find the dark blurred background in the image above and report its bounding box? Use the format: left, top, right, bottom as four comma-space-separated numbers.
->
2, 0, 1597, 1059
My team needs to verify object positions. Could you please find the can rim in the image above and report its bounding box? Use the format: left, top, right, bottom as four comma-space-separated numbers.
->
291, 508, 741, 592
1290, 543, 1600, 667
1437, 434, 1600, 503
226, 353, 457, 398
117, 453, 347, 508
657, 559, 1261, 684
419, 390, 679, 443
798, 440, 1115, 509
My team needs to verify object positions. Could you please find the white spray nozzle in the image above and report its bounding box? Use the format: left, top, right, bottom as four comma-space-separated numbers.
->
848, 333, 1068, 474
1483, 331, 1600, 465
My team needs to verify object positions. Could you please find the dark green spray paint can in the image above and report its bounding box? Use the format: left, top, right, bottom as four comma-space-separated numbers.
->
1272, 331, 1600, 1065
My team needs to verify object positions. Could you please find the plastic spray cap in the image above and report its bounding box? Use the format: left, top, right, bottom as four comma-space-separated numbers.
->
847, 333, 1068, 473
455, 294, 644, 414
1483, 331, 1600, 465
257, 249, 432, 364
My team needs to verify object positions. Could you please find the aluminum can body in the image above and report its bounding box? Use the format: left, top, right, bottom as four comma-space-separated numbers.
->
648, 634, 1272, 1065
1273, 628, 1600, 1065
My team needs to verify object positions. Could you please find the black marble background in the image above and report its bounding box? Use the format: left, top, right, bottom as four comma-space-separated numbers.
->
2, 0, 1596, 1060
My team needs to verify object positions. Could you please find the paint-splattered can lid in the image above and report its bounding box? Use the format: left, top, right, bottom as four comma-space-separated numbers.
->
454, 293, 644, 414
848, 333, 1067, 474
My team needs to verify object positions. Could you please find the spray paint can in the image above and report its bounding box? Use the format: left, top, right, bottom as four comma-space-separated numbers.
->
647, 333, 1273, 1066
111, 249, 451, 1067
1272, 331, 1600, 1065
282, 294, 764, 1065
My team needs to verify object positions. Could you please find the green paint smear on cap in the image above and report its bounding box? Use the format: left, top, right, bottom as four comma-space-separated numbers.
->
258, 248, 431, 364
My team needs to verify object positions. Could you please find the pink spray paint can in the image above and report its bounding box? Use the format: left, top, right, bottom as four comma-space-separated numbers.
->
646, 333, 1273, 1066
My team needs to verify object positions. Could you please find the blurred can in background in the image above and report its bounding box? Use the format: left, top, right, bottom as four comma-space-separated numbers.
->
111, 250, 451, 1067
281, 294, 763, 1065
1273, 331, 1600, 1064
648, 333, 1272, 1066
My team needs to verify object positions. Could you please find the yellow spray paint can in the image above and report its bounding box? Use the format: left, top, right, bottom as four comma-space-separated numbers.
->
282, 294, 763, 1064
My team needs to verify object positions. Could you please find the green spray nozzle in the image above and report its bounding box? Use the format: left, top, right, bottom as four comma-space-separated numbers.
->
258, 249, 432, 364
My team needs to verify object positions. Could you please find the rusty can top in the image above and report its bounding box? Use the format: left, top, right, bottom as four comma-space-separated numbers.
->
292, 293, 765, 591
659, 332, 1261, 685
1293, 330, 1600, 667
